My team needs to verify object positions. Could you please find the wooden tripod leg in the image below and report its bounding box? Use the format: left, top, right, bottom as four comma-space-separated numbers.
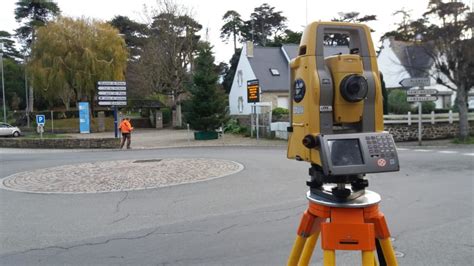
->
299, 217, 324, 266
379, 238, 398, 266
322, 250, 335, 266
287, 210, 317, 266
362, 251, 376, 266
368, 210, 398, 266
288, 235, 308, 266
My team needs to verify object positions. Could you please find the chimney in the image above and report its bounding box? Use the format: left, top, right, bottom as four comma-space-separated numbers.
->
246, 41, 254, 58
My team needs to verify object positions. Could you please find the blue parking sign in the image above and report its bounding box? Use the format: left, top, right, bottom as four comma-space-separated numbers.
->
36, 115, 46, 126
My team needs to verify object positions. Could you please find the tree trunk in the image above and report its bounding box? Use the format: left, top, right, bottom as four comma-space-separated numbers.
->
233, 31, 237, 52
456, 84, 469, 141
28, 85, 34, 111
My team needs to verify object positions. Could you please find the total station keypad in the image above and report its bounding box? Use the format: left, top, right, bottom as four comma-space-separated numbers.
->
365, 135, 396, 158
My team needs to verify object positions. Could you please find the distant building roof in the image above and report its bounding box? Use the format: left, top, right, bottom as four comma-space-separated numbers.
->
247, 45, 298, 92
387, 37, 434, 78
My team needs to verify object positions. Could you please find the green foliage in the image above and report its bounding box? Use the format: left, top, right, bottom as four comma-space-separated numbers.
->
388, 89, 412, 114
220, 10, 244, 51
0, 31, 22, 60
108, 15, 148, 59
3, 58, 26, 110
221, 49, 241, 94
184, 43, 228, 132
161, 107, 172, 125
223, 118, 248, 134
332, 12, 377, 23
422, 101, 436, 114
14, 0, 61, 49
452, 136, 474, 144
268, 30, 302, 47
238, 3, 287, 47
130, 2, 202, 106
272, 107, 289, 120
28, 17, 128, 109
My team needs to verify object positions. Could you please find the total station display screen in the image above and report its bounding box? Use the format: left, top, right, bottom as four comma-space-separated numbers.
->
328, 139, 364, 166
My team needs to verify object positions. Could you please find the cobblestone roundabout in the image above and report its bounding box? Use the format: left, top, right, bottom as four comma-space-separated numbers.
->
0, 158, 244, 194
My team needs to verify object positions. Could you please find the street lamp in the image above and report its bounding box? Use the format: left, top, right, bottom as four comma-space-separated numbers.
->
0, 42, 6, 123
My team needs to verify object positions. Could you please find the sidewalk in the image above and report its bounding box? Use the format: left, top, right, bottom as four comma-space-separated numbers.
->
64, 128, 470, 150
65, 129, 288, 149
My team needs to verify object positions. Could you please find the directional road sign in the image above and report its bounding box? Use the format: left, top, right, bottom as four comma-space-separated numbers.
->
407, 96, 438, 102
399, 77, 431, 88
36, 115, 45, 126
407, 89, 438, 96
97, 81, 127, 106
98, 101, 127, 106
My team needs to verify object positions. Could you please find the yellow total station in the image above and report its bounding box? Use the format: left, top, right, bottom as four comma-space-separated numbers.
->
287, 22, 384, 166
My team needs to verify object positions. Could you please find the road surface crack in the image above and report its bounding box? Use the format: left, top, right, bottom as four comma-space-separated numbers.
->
110, 213, 130, 225
2, 228, 201, 259
114, 191, 129, 213
216, 224, 238, 234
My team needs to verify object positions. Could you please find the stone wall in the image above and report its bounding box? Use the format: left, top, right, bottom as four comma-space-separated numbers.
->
385, 121, 474, 141
0, 138, 120, 149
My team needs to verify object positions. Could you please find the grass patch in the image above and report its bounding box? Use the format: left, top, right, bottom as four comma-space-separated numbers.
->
452, 136, 474, 144
41, 117, 116, 131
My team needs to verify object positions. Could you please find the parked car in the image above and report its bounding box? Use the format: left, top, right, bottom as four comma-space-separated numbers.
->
0, 123, 21, 137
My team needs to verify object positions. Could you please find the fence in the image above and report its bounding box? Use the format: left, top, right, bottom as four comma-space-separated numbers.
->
383, 111, 474, 125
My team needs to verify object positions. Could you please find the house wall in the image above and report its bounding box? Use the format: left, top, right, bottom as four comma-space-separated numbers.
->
261, 92, 289, 110
229, 45, 257, 115
378, 39, 410, 88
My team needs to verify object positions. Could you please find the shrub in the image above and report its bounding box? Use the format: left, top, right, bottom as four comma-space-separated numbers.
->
272, 107, 289, 120
161, 107, 171, 125
388, 89, 412, 114
223, 118, 248, 134
421, 101, 436, 114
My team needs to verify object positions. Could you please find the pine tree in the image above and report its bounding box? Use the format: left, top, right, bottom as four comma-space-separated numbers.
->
184, 43, 228, 132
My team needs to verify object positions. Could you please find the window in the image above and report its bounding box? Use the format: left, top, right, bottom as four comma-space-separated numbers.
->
237, 70, 243, 87
269, 68, 280, 76
238, 96, 244, 113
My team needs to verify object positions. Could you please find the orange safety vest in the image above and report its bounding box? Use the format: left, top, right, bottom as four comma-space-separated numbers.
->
119, 120, 133, 133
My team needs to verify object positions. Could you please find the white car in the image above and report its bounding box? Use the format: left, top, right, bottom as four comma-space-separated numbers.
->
0, 123, 21, 137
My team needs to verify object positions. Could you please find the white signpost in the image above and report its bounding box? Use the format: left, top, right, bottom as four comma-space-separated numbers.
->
400, 77, 436, 146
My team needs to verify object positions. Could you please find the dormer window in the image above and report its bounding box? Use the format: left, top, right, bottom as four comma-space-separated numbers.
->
269, 68, 280, 76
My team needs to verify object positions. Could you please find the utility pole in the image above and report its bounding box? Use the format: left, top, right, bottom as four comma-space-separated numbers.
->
0, 43, 6, 123
24, 54, 30, 127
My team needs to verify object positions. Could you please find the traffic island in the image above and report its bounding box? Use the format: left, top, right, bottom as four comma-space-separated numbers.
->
0, 137, 120, 149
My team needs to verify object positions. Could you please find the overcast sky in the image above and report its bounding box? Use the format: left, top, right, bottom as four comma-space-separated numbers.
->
1, 0, 471, 63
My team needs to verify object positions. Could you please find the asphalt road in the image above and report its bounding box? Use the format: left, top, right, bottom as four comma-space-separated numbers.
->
0, 145, 473, 265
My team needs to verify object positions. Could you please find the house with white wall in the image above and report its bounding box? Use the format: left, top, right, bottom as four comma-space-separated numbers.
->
228, 42, 298, 115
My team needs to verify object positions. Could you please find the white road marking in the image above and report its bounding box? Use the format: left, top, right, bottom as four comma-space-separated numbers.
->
462, 153, 474, 156
397, 148, 409, 151
438, 151, 458, 154
413, 149, 430, 152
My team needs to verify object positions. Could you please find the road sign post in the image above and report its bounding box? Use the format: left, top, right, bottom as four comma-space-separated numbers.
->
36, 115, 46, 139
399, 78, 436, 146
247, 79, 260, 140
97, 81, 127, 138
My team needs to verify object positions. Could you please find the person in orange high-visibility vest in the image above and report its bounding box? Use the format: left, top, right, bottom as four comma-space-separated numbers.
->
118, 117, 134, 149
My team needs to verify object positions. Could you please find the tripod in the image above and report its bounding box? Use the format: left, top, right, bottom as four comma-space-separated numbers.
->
287, 186, 398, 266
